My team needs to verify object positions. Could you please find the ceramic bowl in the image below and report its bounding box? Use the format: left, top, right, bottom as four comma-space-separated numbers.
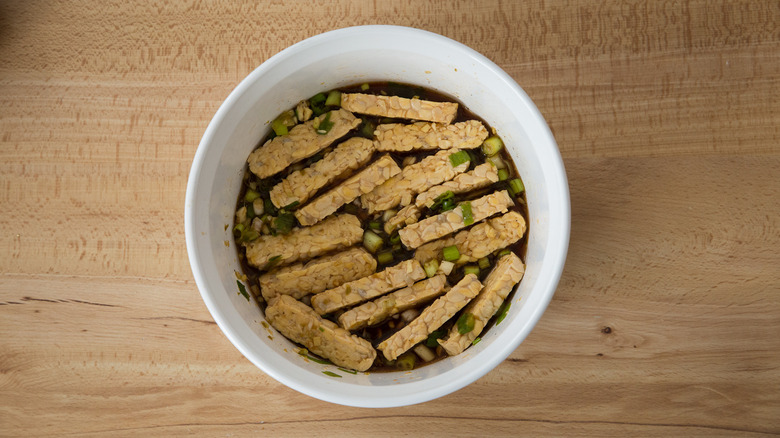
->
185, 25, 570, 407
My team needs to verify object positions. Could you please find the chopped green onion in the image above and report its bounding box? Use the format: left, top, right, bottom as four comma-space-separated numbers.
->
297, 349, 332, 365
368, 220, 382, 230
497, 168, 509, 181
396, 352, 416, 371
315, 112, 334, 135
439, 260, 455, 275
430, 190, 455, 213
460, 201, 474, 226
244, 189, 261, 203
487, 155, 506, 169
463, 265, 480, 276
478, 257, 491, 270
497, 249, 512, 258
264, 198, 278, 216
413, 344, 436, 362
508, 178, 525, 196
282, 200, 299, 210
232, 223, 245, 239
264, 255, 282, 270
377, 250, 394, 265
423, 259, 439, 278
363, 230, 384, 253
325, 90, 342, 106
270, 118, 288, 136
389, 232, 401, 245
337, 367, 358, 375
426, 330, 444, 347
241, 228, 260, 242
382, 209, 397, 222
359, 119, 376, 138
360, 83, 370, 91
322, 371, 342, 378
273, 212, 295, 234
245, 202, 255, 220
448, 150, 471, 167
472, 337, 482, 345
309, 93, 327, 116
236, 280, 250, 301
481, 136, 504, 156
496, 302, 511, 325
443, 245, 460, 262
457, 312, 476, 334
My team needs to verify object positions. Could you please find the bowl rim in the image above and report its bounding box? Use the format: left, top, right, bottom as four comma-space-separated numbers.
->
185, 24, 570, 407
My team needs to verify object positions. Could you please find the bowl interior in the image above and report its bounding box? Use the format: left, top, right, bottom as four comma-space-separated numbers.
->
185, 26, 569, 407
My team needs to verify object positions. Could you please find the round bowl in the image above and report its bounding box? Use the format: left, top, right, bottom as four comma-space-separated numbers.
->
185, 25, 570, 408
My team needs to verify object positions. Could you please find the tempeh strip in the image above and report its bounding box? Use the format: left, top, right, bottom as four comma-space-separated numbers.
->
341, 93, 458, 124
269, 137, 375, 208
265, 295, 377, 371
384, 163, 499, 234
413, 211, 527, 266
415, 163, 500, 208
438, 253, 525, 355
360, 149, 470, 214
374, 120, 488, 152
384, 204, 422, 234
295, 155, 401, 226
245, 214, 362, 269
377, 274, 482, 361
247, 109, 360, 179
338, 275, 448, 331
399, 190, 514, 249
311, 259, 426, 315
259, 247, 376, 302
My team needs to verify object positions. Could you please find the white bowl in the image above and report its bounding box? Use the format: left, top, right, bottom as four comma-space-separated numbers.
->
185, 25, 570, 407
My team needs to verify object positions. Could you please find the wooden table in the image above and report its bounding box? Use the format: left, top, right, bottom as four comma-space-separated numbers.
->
2, 1, 778, 436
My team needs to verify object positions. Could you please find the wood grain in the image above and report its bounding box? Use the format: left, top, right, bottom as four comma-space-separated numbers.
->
1, 0, 779, 436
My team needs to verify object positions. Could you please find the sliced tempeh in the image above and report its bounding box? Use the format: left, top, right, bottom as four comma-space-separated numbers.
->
295, 155, 401, 226
311, 259, 426, 315
338, 275, 448, 331
341, 93, 458, 124
259, 247, 376, 302
377, 274, 482, 361
373, 120, 488, 152
384, 163, 500, 234
245, 214, 362, 269
360, 149, 470, 214
399, 190, 514, 249
265, 295, 377, 371
247, 109, 360, 179
384, 204, 422, 234
269, 137, 375, 208
438, 252, 525, 355
414, 163, 500, 208
413, 211, 527, 266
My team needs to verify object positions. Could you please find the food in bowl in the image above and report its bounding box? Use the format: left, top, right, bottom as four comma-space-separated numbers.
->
232, 82, 528, 373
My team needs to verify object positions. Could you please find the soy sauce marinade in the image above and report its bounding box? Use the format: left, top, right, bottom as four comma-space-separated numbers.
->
234, 82, 528, 372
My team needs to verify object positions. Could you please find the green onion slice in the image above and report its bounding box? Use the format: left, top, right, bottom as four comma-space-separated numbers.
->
322, 371, 342, 378
426, 330, 445, 347
423, 259, 439, 278
244, 189, 261, 203
460, 201, 474, 226
508, 178, 525, 196
236, 280, 250, 301
273, 212, 295, 234
377, 250, 394, 265
315, 112, 334, 135
481, 136, 504, 156
442, 245, 460, 262
463, 265, 480, 276
478, 257, 490, 270
448, 150, 471, 167
457, 312, 476, 335
496, 302, 511, 325
497, 168, 509, 181
325, 90, 342, 106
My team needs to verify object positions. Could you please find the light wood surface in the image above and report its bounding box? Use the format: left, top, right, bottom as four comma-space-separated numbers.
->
1, 1, 779, 436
